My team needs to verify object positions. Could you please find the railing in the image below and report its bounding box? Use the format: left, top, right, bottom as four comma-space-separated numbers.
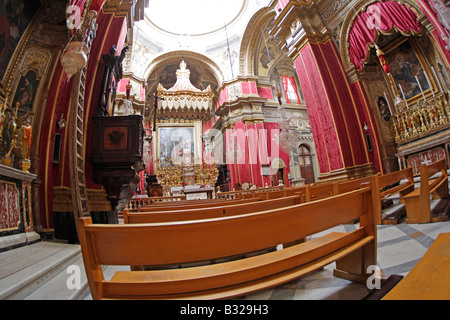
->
126, 195, 187, 210
216, 186, 286, 200
393, 93, 449, 144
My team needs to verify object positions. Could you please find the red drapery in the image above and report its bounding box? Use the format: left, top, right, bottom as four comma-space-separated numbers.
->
349, 1, 422, 71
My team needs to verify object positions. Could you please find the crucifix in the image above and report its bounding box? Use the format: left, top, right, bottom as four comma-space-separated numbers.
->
150, 91, 165, 132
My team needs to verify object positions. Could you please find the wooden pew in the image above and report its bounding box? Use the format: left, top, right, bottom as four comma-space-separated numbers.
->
305, 183, 336, 202
77, 187, 377, 300
383, 233, 450, 300
403, 158, 449, 224
334, 176, 374, 195
124, 195, 302, 224
137, 198, 262, 212
372, 167, 415, 225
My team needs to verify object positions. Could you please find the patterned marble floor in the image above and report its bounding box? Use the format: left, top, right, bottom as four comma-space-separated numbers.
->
235, 220, 450, 300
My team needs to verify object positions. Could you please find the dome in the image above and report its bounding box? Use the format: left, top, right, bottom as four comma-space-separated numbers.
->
146, 0, 246, 36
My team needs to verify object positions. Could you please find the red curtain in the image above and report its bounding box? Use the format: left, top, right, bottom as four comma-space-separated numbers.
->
349, 1, 422, 70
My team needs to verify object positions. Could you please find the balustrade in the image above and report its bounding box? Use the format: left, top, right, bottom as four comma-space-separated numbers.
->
393, 94, 449, 143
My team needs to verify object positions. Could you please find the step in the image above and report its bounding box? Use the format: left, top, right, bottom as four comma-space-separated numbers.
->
24, 255, 89, 300
430, 198, 450, 222
382, 203, 406, 225
0, 241, 81, 300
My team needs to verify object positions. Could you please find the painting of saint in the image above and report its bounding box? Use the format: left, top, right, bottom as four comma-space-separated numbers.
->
12, 70, 38, 116
0, 0, 41, 79
386, 40, 430, 100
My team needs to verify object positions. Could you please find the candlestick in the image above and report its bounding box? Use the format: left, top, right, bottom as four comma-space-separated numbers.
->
423, 72, 435, 98
431, 66, 444, 93
384, 92, 394, 116
415, 75, 426, 101
399, 84, 409, 108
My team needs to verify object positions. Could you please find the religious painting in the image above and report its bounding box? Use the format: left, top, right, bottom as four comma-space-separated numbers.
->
159, 126, 194, 164
377, 96, 391, 122
258, 42, 278, 77
12, 69, 38, 116
386, 40, 431, 101
0, 0, 41, 80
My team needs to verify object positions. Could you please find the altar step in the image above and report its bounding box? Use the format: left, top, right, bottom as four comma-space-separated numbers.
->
0, 241, 88, 300
0, 240, 130, 300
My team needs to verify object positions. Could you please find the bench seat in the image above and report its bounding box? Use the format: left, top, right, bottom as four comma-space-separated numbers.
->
103, 230, 374, 300
78, 188, 378, 300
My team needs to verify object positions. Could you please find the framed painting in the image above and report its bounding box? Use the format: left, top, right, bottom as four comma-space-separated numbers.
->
12, 69, 38, 116
158, 126, 194, 164
386, 39, 434, 103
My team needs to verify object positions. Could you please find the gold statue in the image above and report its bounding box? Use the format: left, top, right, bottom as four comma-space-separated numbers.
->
1, 109, 16, 160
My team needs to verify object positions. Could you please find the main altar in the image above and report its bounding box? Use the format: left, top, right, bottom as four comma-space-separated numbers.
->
151, 60, 218, 197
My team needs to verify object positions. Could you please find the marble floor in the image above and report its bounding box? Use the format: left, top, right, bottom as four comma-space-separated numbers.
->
234, 220, 450, 300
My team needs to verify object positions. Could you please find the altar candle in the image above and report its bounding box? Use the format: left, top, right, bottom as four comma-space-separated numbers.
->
384, 92, 394, 115
399, 84, 409, 108
423, 72, 435, 97
431, 66, 443, 93
415, 75, 426, 101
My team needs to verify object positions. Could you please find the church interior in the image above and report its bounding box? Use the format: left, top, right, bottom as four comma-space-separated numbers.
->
0, 0, 450, 301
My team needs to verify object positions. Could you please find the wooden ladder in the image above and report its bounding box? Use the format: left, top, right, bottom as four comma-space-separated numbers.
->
68, 18, 97, 225
69, 65, 90, 220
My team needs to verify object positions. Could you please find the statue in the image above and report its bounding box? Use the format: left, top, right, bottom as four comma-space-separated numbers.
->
21, 115, 32, 160
181, 140, 193, 166
0, 109, 16, 164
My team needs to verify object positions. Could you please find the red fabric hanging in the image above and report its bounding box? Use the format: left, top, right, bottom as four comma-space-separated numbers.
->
348, 1, 421, 71
89, 0, 107, 12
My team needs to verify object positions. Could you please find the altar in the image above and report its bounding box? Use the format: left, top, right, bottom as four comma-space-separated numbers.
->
149, 60, 219, 197
171, 185, 215, 200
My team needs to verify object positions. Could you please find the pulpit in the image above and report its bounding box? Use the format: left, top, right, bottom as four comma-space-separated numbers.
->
90, 114, 144, 219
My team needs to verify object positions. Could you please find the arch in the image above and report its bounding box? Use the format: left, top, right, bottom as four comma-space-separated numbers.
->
339, 0, 431, 73
144, 50, 225, 87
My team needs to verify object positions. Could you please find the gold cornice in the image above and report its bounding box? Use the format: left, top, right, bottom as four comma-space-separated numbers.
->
269, 1, 333, 60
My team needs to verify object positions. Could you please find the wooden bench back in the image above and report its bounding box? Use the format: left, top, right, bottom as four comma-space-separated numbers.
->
377, 167, 414, 199
335, 176, 374, 194
305, 183, 336, 202
137, 198, 262, 212
420, 157, 448, 200
78, 187, 375, 269
124, 195, 302, 224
